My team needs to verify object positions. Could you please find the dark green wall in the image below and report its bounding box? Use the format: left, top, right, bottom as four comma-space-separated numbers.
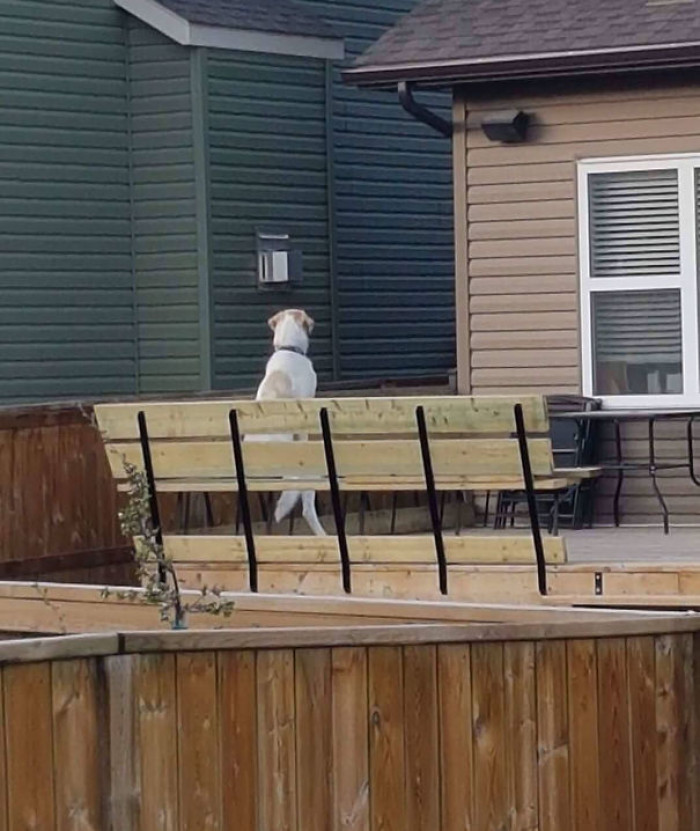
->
302, 0, 455, 380
0, 0, 135, 400
0, 0, 454, 402
126, 19, 203, 393
207, 51, 334, 390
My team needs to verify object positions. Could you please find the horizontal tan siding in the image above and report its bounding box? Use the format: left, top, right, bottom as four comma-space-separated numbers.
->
460, 79, 700, 523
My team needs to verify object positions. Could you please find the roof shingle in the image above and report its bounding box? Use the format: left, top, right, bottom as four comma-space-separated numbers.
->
157, 0, 337, 39
347, 0, 700, 84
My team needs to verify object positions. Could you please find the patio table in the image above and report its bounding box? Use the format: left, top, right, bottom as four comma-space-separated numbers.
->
553, 408, 700, 534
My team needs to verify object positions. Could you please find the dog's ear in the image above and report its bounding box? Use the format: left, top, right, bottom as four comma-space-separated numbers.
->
267, 311, 285, 331
293, 310, 315, 334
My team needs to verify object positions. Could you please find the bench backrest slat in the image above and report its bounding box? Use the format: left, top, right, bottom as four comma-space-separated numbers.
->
95, 395, 548, 440
106, 437, 554, 483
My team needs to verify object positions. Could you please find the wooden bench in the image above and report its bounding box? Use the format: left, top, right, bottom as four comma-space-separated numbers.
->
95, 395, 600, 598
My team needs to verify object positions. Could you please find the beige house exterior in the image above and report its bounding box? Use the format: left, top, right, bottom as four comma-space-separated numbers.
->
346, 0, 700, 524
453, 76, 700, 397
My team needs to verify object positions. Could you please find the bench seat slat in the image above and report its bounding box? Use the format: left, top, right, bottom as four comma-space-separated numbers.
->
162, 534, 566, 565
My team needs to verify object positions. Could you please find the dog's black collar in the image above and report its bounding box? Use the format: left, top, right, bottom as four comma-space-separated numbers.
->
275, 345, 307, 356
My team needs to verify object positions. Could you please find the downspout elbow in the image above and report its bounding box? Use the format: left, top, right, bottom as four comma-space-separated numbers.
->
398, 81, 452, 138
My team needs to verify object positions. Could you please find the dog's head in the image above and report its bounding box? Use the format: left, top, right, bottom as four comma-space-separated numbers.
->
268, 309, 315, 353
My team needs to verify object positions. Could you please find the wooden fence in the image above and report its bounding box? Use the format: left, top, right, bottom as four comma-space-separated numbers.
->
0, 616, 697, 829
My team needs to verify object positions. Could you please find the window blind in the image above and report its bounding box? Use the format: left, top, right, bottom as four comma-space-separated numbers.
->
589, 169, 680, 278
592, 290, 682, 363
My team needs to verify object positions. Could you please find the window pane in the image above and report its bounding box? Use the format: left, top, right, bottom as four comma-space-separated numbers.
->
592, 289, 683, 395
589, 169, 680, 278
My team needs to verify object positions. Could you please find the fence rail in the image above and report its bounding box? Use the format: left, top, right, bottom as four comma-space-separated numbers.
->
0, 618, 697, 829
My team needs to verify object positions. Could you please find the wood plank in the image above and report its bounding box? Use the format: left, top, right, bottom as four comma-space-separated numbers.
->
107, 437, 556, 482
504, 641, 538, 830
95, 395, 549, 440
598, 639, 633, 831
4, 663, 55, 831
257, 650, 297, 831
104, 656, 138, 831
536, 641, 570, 831
219, 650, 257, 831
567, 640, 599, 831
176, 652, 221, 831
165, 534, 567, 565
142, 471, 571, 493
52, 659, 102, 831
296, 649, 332, 831
331, 648, 370, 831
676, 633, 694, 831
438, 644, 474, 831
656, 634, 682, 831
136, 653, 178, 831
403, 646, 440, 831
627, 637, 659, 831
692, 633, 700, 829
0, 670, 7, 831
369, 646, 406, 831
471, 643, 509, 831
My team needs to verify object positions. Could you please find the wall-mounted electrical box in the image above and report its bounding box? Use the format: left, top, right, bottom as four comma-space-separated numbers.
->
256, 230, 303, 288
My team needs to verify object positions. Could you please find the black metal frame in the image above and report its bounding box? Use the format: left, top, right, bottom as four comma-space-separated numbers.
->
415, 406, 448, 595
137, 411, 166, 585
320, 408, 352, 594
229, 409, 258, 593
513, 404, 548, 596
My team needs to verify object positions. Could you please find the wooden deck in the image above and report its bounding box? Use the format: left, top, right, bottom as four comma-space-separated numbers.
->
563, 525, 700, 563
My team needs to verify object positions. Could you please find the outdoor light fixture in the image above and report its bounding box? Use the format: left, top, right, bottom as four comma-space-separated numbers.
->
256, 230, 303, 288
481, 110, 531, 143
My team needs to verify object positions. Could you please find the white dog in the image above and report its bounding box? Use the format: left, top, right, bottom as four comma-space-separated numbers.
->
253, 309, 326, 536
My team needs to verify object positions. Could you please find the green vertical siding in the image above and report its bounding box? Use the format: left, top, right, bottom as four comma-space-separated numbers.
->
0, 0, 135, 400
207, 51, 333, 390
127, 19, 202, 393
301, 0, 455, 379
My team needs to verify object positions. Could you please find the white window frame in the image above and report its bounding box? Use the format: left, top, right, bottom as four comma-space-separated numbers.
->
578, 154, 700, 408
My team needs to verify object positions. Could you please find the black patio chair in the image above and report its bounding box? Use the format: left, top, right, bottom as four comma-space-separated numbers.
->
490, 395, 601, 534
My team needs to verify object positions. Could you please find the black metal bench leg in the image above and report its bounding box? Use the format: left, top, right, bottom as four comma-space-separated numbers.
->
320, 408, 351, 594
229, 409, 257, 593
513, 404, 547, 596
416, 405, 448, 596
137, 411, 166, 585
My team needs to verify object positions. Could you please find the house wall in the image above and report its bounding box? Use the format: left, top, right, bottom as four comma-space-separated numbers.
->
455, 78, 700, 523
303, 0, 455, 380
206, 51, 334, 390
126, 20, 203, 394
0, 0, 135, 401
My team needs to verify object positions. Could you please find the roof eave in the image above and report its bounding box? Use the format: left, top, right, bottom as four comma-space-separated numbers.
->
115, 0, 345, 61
343, 43, 700, 88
